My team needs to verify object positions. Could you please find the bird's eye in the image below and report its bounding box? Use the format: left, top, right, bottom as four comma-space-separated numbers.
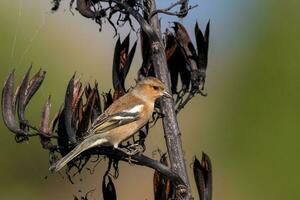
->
153, 86, 159, 90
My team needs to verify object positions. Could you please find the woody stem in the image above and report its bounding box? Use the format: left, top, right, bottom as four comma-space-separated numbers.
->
145, 0, 192, 198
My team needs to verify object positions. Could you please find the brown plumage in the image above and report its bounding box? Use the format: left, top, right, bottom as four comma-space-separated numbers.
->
50, 77, 171, 172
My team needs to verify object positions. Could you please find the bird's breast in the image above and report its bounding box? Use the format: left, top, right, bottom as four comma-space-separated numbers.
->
106, 102, 154, 145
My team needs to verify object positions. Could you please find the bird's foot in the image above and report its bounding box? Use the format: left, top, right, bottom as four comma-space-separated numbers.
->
128, 143, 145, 153
116, 144, 144, 156
128, 156, 133, 166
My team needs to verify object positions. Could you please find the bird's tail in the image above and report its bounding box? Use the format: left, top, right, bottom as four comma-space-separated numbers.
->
49, 134, 108, 172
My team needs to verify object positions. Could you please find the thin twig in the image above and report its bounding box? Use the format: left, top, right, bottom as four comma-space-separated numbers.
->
149, 1, 197, 19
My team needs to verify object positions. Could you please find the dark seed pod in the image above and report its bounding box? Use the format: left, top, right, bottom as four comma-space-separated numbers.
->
91, 84, 102, 122
40, 96, 51, 134
112, 34, 137, 100
168, 45, 190, 93
71, 78, 84, 112
195, 21, 210, 89
84, 83, 92, 99
12, 85, 20, 114
24, 69, 46, 109
153, 153, 175, 200
165, 30, 178, 60
165, 31, 179, 94
77, 87, 96, 136
103, 90, 113, 110
57, 107, 70, 156
165, 29, 191, 94
138, 30, 155, 79
102, 175, 117, 200
50, 111, 60, 134
16, 67, 46, 130
64, 74, 77, 144
174, 22, 209, 93
39, 96, 52, 149
173, 22, 197, 70
16, 66, 31, 125
193, 152, 212, 200
1, 71, 26, 135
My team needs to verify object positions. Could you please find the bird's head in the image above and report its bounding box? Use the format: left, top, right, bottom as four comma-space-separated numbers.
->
133, 77, 172, 101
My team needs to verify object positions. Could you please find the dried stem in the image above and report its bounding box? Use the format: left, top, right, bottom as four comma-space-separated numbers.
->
91, 147, 186, 186
146, 0, 192, 198
149, 0, 197, 19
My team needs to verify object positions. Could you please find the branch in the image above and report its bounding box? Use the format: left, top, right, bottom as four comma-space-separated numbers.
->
59, 146, 188, 196
175, 89, 207, 113
149, 0, 198, 19
92, 147, 186, 187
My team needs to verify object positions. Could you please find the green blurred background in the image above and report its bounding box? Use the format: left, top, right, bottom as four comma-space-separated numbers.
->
0, 0, 299, 199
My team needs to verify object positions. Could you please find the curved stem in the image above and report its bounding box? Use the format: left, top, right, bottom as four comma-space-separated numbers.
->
91, 147, 186, 186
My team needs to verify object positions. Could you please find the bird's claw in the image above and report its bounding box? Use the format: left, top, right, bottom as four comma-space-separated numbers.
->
116, 144, 144, 156
128, 143, 145, 155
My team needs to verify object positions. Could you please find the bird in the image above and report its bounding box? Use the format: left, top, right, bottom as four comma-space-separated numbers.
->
50, 77, 172, 172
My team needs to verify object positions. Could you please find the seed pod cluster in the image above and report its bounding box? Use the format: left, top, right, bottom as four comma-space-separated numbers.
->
167, 21, 210, 94
112, 33, 137, 100
163, 22, 210, 112
1, 67, 46, 141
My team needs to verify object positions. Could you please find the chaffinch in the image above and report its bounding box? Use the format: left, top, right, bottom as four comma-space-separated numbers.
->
50, 77, 171, 172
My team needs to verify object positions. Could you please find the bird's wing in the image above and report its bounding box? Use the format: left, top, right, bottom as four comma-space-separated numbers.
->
88, 110, 141, 135
87, 92, 145, 135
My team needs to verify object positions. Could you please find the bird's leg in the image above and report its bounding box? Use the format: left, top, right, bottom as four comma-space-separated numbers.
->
114, 147, 134, 165
113, 143, 144, 165
115, 145, 143, 156
128, 143, 145, 154
114, 142, 144, 156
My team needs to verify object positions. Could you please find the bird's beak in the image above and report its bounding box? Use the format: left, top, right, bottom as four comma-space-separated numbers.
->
162, 91, 172, 98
